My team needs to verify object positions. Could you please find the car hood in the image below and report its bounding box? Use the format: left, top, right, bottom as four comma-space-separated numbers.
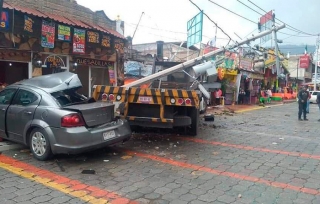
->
15, 72, 82, 93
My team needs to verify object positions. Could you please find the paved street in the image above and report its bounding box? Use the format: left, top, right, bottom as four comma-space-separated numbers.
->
1, 102, 320, 204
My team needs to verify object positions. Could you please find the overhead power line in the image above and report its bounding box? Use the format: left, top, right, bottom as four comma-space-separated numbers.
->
208, 0, 256, 24
207, 0, 317, 39
189, 0, 234, 45
247, 0, 318, 36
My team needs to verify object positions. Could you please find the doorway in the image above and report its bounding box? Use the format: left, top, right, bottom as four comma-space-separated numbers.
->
0, 61, 28, 85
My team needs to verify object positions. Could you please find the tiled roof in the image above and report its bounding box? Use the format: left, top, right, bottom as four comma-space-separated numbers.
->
3, 2, 125, 39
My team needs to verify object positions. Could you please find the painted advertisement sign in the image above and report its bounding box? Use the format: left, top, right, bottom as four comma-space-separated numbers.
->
73, 28, 85, 54
41, 20, 55, 48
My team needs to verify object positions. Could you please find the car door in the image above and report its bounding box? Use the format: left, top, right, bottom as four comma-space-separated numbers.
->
0, 88, 18, 138
6, 88, 41, 142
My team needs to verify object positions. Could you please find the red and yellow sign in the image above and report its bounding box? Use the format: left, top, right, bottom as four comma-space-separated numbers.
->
217, 68, 238, 80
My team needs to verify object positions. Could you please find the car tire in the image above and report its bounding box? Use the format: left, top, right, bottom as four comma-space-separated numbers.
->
29, 128, 53, 161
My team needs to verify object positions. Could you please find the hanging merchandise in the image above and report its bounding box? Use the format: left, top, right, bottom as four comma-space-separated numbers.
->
41, 20, 55, 48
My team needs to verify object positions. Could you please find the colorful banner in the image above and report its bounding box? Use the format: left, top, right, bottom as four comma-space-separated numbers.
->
299, 55, 309, 69
0, 11, 9, 30
41, 20, 55, 48
87, 31, 99, 43
57, 25, 71, 41
24, 15, 34, 34
73, 28, 85, 54
108, 66, 115, 84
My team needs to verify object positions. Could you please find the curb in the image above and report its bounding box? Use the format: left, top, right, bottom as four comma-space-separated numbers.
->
234, 103, 284, 113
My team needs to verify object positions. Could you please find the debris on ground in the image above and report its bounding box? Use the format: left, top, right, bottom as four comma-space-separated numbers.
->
121, 156, 133, 160
81, 169, 95, 174
272, 142, 278, 145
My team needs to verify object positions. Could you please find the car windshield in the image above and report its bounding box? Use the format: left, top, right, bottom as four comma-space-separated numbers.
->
51, 88, 88, 107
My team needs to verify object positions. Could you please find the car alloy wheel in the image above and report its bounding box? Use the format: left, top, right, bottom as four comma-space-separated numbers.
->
31, 131, 47, 157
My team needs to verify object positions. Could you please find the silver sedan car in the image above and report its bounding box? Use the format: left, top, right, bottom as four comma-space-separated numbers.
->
0, 72, 131, 160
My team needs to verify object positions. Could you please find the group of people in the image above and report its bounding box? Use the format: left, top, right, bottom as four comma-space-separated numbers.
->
238, 89, 251, 104
297, 85, 320, 121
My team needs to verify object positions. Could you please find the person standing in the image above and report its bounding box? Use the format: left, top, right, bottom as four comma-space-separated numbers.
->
317, 92, 320, 121
298, 85, 309, 121
306, 88, 311, 113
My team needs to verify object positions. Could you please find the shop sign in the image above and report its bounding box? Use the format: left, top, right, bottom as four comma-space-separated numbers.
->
0, 11, 9, 30
42, 55, 67, 69
101, 35, 111, 47
217, 68, 238, 80
41, 20, 55, 48
299, 54, 309, 69
74, 58, 114, 67
114, 39, 124, 53
73, 28, 86, 54
239, 58, 253, 70
24, 15, 34, 34
241, 71, 264, 80
57, 25, 71, 41
87, 31, 99, 43
109, 67, 115, 84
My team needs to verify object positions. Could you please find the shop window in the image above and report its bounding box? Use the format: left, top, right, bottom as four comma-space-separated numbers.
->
0, 89, 17, 105
12, 90, 38, 106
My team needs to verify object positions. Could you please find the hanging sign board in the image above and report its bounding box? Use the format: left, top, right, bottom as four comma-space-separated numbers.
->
41, 20, 55, 48
73, 28, 86, 53
57, 24, 71, 41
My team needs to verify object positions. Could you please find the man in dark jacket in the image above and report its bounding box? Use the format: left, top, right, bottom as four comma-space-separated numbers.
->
298, 85, 309, 121
317, 92, 320, 121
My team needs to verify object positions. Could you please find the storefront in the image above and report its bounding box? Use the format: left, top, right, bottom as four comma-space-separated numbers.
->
0, 3, 126, 95
0, 49, 32, 90
72, 58, 116, 97
240, 70, 264, 104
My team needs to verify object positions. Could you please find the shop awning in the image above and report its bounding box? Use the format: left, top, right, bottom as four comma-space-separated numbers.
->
3, 2, 125, 39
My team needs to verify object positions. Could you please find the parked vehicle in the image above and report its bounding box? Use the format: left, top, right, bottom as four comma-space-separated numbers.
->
310, 91, 320, 103
0, 72, 131, 161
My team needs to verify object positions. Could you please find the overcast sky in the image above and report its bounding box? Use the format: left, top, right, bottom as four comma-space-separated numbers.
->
77, 0, 319, 48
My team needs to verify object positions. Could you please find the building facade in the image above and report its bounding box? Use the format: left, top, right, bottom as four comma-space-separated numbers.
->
0, 0, 126, 96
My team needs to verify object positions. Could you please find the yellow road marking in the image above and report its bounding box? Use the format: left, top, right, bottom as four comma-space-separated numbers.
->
0, 161, 109, 204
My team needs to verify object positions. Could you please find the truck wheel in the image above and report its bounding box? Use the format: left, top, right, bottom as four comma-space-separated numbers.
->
189, 108, 199, 136
29, 128, 53, 161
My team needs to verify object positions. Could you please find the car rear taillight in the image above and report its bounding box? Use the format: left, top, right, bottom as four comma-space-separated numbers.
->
61, 114, 85, 127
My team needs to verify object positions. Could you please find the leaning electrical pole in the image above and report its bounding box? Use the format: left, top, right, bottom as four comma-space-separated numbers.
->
314, 35, 319, 91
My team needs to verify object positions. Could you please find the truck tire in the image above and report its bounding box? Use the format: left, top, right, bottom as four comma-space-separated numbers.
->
118, 102, 125, 115
189, 108, 199, 136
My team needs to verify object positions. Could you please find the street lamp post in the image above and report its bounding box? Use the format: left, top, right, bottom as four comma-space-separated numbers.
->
315, 35, 319, 91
